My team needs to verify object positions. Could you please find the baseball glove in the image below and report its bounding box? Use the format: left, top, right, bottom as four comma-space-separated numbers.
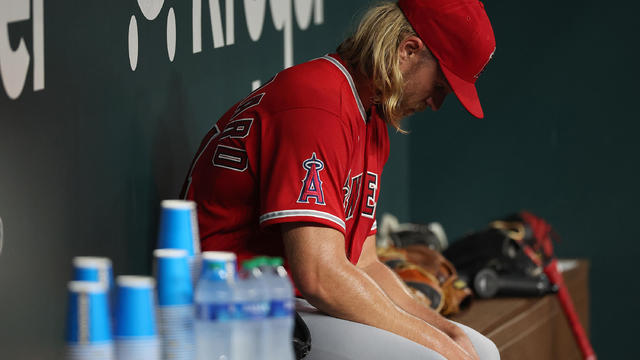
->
377, 245, 472, 316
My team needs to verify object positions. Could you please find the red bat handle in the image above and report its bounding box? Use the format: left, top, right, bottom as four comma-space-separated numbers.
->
544, 259, 597, 360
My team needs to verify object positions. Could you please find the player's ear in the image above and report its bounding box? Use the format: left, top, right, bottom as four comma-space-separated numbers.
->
398, 35, 424, 63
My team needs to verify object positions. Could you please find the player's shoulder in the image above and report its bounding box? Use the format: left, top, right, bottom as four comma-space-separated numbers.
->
281, 55, 348, 88
264, 55, 353, 116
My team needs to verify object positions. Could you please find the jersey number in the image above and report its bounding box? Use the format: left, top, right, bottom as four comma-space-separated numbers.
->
212, 118, 254, 172
213, 145, 248, 171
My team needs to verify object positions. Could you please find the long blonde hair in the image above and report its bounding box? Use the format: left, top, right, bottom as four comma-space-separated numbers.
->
337, 2, 416, 131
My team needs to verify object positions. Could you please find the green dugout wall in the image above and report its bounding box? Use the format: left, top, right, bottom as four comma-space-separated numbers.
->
0, 0, 636, 358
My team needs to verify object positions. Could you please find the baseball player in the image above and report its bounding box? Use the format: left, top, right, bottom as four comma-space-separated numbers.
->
182, 0, 497, 358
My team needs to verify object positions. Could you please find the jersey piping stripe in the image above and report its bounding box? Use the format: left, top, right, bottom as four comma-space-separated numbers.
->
320, 55, 368, 124
260, 209, 346, 230
371, 220, 377, 231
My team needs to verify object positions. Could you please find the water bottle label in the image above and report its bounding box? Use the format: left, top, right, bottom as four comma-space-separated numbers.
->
234, 301, 269, 320
196, 303, 234, 322
269, 299, 294, 317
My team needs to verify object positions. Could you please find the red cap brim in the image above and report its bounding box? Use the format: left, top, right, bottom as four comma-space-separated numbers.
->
441, 65, 484, 119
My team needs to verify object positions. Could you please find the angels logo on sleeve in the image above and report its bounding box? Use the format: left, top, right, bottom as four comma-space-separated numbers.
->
297, 152, 326, 205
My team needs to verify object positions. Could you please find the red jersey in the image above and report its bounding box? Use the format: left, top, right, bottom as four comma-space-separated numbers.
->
181, 54, 390, 267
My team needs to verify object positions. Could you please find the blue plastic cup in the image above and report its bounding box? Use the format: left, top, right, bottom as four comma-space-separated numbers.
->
72, 257, 113, 287
72, 257, 115, 327
65, 281, 114, 360
154, 249, 193, 306
155, 249, 195, 360
157, 200, 201, 286
115, 276, 160, 360
157, 200, 200, 255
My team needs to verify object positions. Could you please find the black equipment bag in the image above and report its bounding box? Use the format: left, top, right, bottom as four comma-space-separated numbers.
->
443, 227, 556, 298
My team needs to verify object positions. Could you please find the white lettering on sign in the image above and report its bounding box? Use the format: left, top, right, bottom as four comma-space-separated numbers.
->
268, 0, 324, 68
0, 0, 45, 100
137, 0, 164, 21
0, 0, 325, 98
294, 0, 323, 30
294, 0, 313, 30
208, 0, 226, 49
188, 0, 323, 69
244, 0, 267, 42
33, 0, 44, 91
193, 0, 235, 53
167, 8, 176, 62
128, 16, 139, 71
128, 2, 176, 71
269, 0, 293, 68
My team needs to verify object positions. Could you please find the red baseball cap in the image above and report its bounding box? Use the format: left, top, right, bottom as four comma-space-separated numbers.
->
398, 0, 496, 118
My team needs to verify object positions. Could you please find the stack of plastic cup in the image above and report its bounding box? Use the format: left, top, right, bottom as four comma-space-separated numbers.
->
157, 200, 201, 285
154, 249, 195, 360
65, 281, 114, 360
72, 257, 113, 287
114, 276, 160, 360
72, 257, 115, 321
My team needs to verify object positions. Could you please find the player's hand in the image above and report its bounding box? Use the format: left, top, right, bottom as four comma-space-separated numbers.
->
451, 330, 480, 360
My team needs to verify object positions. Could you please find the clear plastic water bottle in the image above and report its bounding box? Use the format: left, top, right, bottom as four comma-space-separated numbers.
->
194, 251, 236, 360
262, 257, 295, 360
231, 259, 270, 360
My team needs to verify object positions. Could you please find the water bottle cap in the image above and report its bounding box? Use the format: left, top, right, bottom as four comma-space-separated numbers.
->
268, 257, 284, 267
253, 256, 269, 267
241, 259, 254, 270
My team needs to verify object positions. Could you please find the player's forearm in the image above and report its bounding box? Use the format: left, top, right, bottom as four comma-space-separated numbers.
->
292, 256, 471, 359
361, 260, 464, 338
294, 255, 401, 326
361, 260, 479, 359
282, 224, 472, 359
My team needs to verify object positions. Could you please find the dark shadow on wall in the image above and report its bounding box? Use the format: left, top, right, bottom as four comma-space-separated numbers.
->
153, 73, 194, 200
147, 73, 196, 261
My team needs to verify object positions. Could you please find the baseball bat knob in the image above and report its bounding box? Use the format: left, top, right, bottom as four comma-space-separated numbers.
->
474, 268, 553, 298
